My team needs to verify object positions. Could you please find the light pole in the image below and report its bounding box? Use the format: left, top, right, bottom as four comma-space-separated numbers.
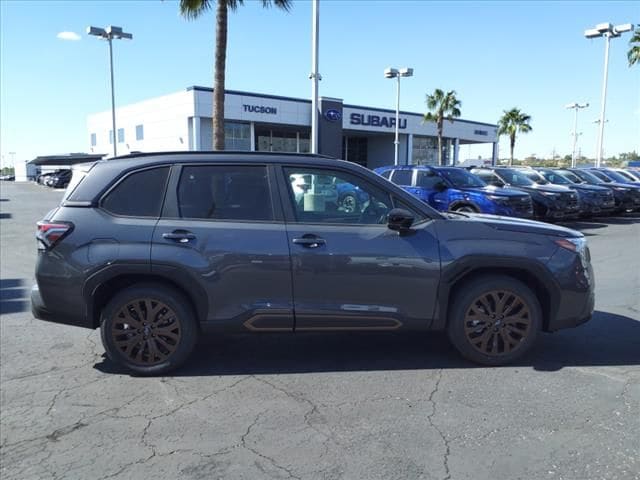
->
565, 102, 588, 167
87, 25, 133, 157
384, 67, 413, 165
310, 0, 320, 154
584, 22, 633, 168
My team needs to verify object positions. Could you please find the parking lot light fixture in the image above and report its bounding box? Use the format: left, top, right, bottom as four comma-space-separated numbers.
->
565, 102, 589, 168
584, 22, 634, 167
87, 25, 133, 157
384, 67, 413, 165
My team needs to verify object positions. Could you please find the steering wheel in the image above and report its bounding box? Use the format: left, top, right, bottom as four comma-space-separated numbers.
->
359, 201, 390, 225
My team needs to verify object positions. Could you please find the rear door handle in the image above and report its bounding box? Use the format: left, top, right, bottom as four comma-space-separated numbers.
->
292, 236, 326, 248
162, 230, 196, 243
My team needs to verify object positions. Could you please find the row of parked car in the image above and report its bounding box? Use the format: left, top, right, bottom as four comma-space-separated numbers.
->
35, 169, 72, 189
374, 165, 640, 221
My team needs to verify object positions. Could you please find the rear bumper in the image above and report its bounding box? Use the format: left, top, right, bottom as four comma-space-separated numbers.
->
31, 284, 93, 329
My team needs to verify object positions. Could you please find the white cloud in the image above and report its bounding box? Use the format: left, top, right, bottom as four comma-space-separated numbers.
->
57, 31, 81, 41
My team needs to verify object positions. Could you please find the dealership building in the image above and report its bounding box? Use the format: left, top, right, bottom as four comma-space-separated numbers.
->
87, 86, 498, 168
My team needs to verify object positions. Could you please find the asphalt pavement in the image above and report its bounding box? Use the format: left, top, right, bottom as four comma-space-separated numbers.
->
1, 181, 639, 480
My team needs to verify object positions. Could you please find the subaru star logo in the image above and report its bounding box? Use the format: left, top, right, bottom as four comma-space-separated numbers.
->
324, 109, 342, 122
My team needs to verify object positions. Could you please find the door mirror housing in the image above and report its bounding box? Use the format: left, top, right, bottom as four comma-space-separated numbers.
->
387, 208, 415, 233
490, 180, 505, 187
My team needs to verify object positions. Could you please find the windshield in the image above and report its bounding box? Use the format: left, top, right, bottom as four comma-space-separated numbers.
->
602, 169, 632, 183
573, 169, 605, 184
590, 170, 614, 183
520, 170, 547, 184
495, 169, 535, 186
438, 168, 486, 188
558, 170, 581, 183
539, 170, 571, 185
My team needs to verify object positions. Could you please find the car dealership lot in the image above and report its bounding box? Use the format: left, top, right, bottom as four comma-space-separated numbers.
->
1, 181, 639, 480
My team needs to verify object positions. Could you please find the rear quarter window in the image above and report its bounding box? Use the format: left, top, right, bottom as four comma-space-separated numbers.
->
101, 167, 170, 217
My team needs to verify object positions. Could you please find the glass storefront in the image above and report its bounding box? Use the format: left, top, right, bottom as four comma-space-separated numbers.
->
342, 137, 368, 167
411, 136, 438, 165
224, 122, 251, 151
256, 127, 310, 153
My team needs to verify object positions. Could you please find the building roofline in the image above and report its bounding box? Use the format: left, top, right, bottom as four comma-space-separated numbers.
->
187, 86, 497, 129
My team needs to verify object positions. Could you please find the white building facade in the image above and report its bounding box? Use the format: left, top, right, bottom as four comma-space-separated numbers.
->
87, 86, 498, 169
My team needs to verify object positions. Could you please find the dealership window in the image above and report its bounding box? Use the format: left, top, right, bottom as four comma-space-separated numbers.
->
109, 130, 113, 145
412, 136, 437, 165
255, 127, 310, 153
136, 124, 144, 141
224, 122, 250, 151
342, 137, 368, 167
117, 128, 125, 143
90, 133, 97, 147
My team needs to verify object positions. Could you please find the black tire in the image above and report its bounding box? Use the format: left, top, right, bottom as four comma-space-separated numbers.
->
452, 204, 478, 213
447, 275, 541, 366
100, 284, 199, 375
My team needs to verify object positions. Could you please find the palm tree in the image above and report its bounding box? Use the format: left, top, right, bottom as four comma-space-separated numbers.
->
628, 27, 640, 67
180, 0, 291, 150
423, 89, 461, 166
497, 108, 532, 166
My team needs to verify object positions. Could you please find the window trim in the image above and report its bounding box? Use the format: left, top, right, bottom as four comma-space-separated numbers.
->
99, 166, 171, 219
159, 163, 283, 224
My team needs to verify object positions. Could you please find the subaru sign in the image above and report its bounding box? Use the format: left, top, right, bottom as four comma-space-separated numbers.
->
324, 109, 342, 122
349, 113, 407, 129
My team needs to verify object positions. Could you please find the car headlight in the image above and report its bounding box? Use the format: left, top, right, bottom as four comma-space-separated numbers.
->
486, 195, 510, 204
555, 237, 588, 259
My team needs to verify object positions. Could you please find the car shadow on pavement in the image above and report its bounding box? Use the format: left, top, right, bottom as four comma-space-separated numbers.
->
93, 309, 640, 376
0, 279, 28, 314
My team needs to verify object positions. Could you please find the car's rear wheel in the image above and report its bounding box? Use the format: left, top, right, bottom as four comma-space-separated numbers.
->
100, 284, 198, 375
447, 275, 541, 365
452, 204, 478, 213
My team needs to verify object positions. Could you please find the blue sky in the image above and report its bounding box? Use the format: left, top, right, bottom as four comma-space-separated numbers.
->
1, 0, 638, 166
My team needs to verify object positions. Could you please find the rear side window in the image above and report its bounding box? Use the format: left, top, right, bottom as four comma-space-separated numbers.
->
390, 169, 413, 186
379, 170, 392, 179
177, 165, 273, 221
102, 167, 169, 217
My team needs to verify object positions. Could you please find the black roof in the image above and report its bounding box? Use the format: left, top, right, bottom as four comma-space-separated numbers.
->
29, 153, 106, 166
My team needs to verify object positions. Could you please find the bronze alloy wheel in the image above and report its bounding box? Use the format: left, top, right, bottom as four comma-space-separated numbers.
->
111, 298, 182, 366
463, 290, 531, 356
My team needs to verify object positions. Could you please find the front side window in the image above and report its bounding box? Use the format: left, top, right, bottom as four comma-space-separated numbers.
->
415, 170, 445, 189
177, 165, 272, 221
390, 169, 413, 186
102, 167, 170, 217
284, 167, 392, 225
437, 168, 486, 188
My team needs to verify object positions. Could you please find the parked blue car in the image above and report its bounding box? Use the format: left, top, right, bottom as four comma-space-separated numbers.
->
374, 165, 534, 218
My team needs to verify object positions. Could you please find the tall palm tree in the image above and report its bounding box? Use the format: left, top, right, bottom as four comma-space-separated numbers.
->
497, 108, 532, 166
423, 89, 461, 166
180, 0, 291, 150
628, 27, 640, 67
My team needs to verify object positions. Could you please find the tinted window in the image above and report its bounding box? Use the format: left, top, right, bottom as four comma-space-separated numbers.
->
495, 169, 534, 186
573, 170, 605, 184
284, 167, 392, 225
602, 170, 631, 183
540, 170, 571, 184
102, 167, 169, 217
390, 170, 413, 186
415, 170, 444, 188
590, 170, 613, 183
437, 168, 486, 188
558, 170, 581, 183
177, 165, 272, 221
379, 170, 392, 179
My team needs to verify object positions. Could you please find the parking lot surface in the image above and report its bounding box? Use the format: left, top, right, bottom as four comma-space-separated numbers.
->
1, 181, 639, 480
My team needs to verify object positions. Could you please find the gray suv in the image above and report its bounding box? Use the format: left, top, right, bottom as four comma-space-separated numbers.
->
32, 152, 595, 375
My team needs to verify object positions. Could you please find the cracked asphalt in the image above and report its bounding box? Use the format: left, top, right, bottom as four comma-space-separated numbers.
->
1, 181, 639, 480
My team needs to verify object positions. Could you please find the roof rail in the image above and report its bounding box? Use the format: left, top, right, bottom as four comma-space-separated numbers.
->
105, 151, 336, 161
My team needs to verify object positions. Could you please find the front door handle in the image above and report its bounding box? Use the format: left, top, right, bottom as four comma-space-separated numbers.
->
162, 230, 196, 243
292, 235, 326, 248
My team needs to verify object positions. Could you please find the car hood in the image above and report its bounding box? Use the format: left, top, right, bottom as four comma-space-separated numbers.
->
447, 212, 582, 238
570, 184, 610, 192
602, 182, 640, 190
458, 186, 527, 197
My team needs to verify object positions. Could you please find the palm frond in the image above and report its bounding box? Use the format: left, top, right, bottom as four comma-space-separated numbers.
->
179, 0, 212, 19
261, 0, 292, 11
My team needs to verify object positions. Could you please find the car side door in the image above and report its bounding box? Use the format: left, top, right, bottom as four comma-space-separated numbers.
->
277, 164, 441, 331
151, 163, 293, 332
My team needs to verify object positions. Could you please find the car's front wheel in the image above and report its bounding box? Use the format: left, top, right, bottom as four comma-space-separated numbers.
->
447, 275, 541, 366
452, 204, 478, 213
100, 284, 198, 375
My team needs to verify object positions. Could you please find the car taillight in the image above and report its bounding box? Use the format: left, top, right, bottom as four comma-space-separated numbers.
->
36, 221, 73, 250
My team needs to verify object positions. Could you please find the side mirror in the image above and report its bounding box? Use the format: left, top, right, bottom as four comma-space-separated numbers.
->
490, 180, 505, 187
387, 208, 415, 234
434, 182, 448, 192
